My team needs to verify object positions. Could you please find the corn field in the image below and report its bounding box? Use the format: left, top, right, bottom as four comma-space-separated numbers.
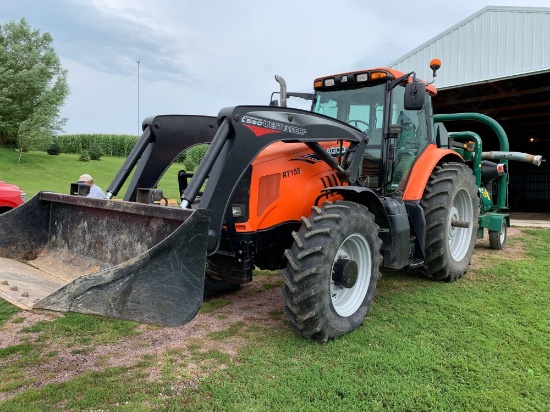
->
55, 134, 139, 157
53, 134, 208, 169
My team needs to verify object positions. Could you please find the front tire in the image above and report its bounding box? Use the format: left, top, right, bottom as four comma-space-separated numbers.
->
489, 220, 507, 250
419, 163, 479, 281
282, 201, 382, 342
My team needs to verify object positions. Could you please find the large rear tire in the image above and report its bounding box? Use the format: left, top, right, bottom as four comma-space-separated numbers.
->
419, 163, 479, 281
282, 200, 382, 342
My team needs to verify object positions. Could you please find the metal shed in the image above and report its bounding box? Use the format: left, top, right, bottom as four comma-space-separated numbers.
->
389, 6, 550, 211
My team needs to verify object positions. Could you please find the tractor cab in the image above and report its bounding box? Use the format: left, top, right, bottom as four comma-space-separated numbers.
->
311, 67, 436, 193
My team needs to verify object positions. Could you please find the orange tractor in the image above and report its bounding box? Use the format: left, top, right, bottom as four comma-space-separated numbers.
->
0, 60, 543, 341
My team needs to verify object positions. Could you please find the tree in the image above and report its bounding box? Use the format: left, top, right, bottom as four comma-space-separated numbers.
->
0, 18, 69, 159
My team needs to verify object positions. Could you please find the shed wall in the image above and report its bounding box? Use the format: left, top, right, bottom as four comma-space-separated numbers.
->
389, 6, 550, 88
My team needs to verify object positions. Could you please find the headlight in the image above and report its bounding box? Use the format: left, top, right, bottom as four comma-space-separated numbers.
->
232, 205, 244, 218
229, 166, 252, 223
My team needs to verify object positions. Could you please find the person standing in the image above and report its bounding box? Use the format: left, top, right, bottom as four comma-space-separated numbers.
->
77, 174, 105, 199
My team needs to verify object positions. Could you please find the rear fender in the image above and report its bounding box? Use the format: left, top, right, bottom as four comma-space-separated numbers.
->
402, 144, 464, 201
0, 190, 24, 209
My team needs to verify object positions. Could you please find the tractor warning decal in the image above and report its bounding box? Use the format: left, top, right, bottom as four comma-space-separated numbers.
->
241, 115, 307, 137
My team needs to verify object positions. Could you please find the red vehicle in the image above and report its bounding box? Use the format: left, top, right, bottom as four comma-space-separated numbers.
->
0, 181, 26, 214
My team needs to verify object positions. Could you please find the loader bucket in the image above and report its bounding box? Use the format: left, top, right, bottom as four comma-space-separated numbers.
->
0, 192, 210, 327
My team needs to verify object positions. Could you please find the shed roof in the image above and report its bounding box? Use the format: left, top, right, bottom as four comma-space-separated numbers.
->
388, 6, 550, 89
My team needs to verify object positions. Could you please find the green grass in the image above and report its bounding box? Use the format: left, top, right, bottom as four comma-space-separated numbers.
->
190, 231, 550, 411
20, 312, 140, 346
0, 147, 183, 201
0, 299, 20, 327
186, 245, 549, 411
200, 299, 232, 314
0, 230, 548, 411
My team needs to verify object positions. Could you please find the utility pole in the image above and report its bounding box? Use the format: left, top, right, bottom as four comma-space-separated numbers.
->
137, 56, 140, 135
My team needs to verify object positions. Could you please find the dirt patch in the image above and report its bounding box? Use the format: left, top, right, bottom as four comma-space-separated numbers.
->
508, 212, 550, 221
461, 227, 528, 286
0, 275, 287, 400
470, 226, 525, 270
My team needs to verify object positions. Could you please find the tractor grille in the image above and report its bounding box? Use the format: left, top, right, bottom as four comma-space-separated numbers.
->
257, 173, 281, 216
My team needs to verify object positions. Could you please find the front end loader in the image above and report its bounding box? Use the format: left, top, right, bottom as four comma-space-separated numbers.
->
0, 195, 209, 326
0, 60, 543, 342
0, 109, 368, 329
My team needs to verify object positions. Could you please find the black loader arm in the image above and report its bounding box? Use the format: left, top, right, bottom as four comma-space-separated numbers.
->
106, 115, 219, 201
180, 105, 369, 254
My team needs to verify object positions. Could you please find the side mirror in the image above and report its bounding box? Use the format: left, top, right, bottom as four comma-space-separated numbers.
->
404, 82, 426, 110
270, 99, 279, 106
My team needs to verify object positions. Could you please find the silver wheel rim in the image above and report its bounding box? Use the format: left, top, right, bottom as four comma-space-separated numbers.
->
447, 187, 474, 261
330, 234, 371, 317
500, 221, 506, 244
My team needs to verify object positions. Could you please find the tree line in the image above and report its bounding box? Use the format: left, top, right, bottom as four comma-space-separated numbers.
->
0, 18, 209, 170
0, 18, 69, 162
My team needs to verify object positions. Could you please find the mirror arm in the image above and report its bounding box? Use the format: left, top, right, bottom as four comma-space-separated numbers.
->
389, 71, 416, 90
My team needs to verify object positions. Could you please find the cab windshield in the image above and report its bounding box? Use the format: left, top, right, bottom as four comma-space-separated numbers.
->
312, 83, 386, 134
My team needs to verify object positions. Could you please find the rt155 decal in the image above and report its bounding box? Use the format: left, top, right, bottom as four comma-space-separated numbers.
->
282, 168, 301, 178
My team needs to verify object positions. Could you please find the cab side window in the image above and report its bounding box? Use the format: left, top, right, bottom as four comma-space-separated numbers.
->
390, 91, 430, 188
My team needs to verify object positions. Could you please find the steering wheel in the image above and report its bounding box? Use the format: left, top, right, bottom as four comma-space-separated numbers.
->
348, 119, 370, 133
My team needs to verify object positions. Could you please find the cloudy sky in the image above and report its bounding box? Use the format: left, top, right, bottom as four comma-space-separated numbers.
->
2, 0, 549, 135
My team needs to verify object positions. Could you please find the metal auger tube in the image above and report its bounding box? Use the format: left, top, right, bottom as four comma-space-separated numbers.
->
482, 151, 544, 166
